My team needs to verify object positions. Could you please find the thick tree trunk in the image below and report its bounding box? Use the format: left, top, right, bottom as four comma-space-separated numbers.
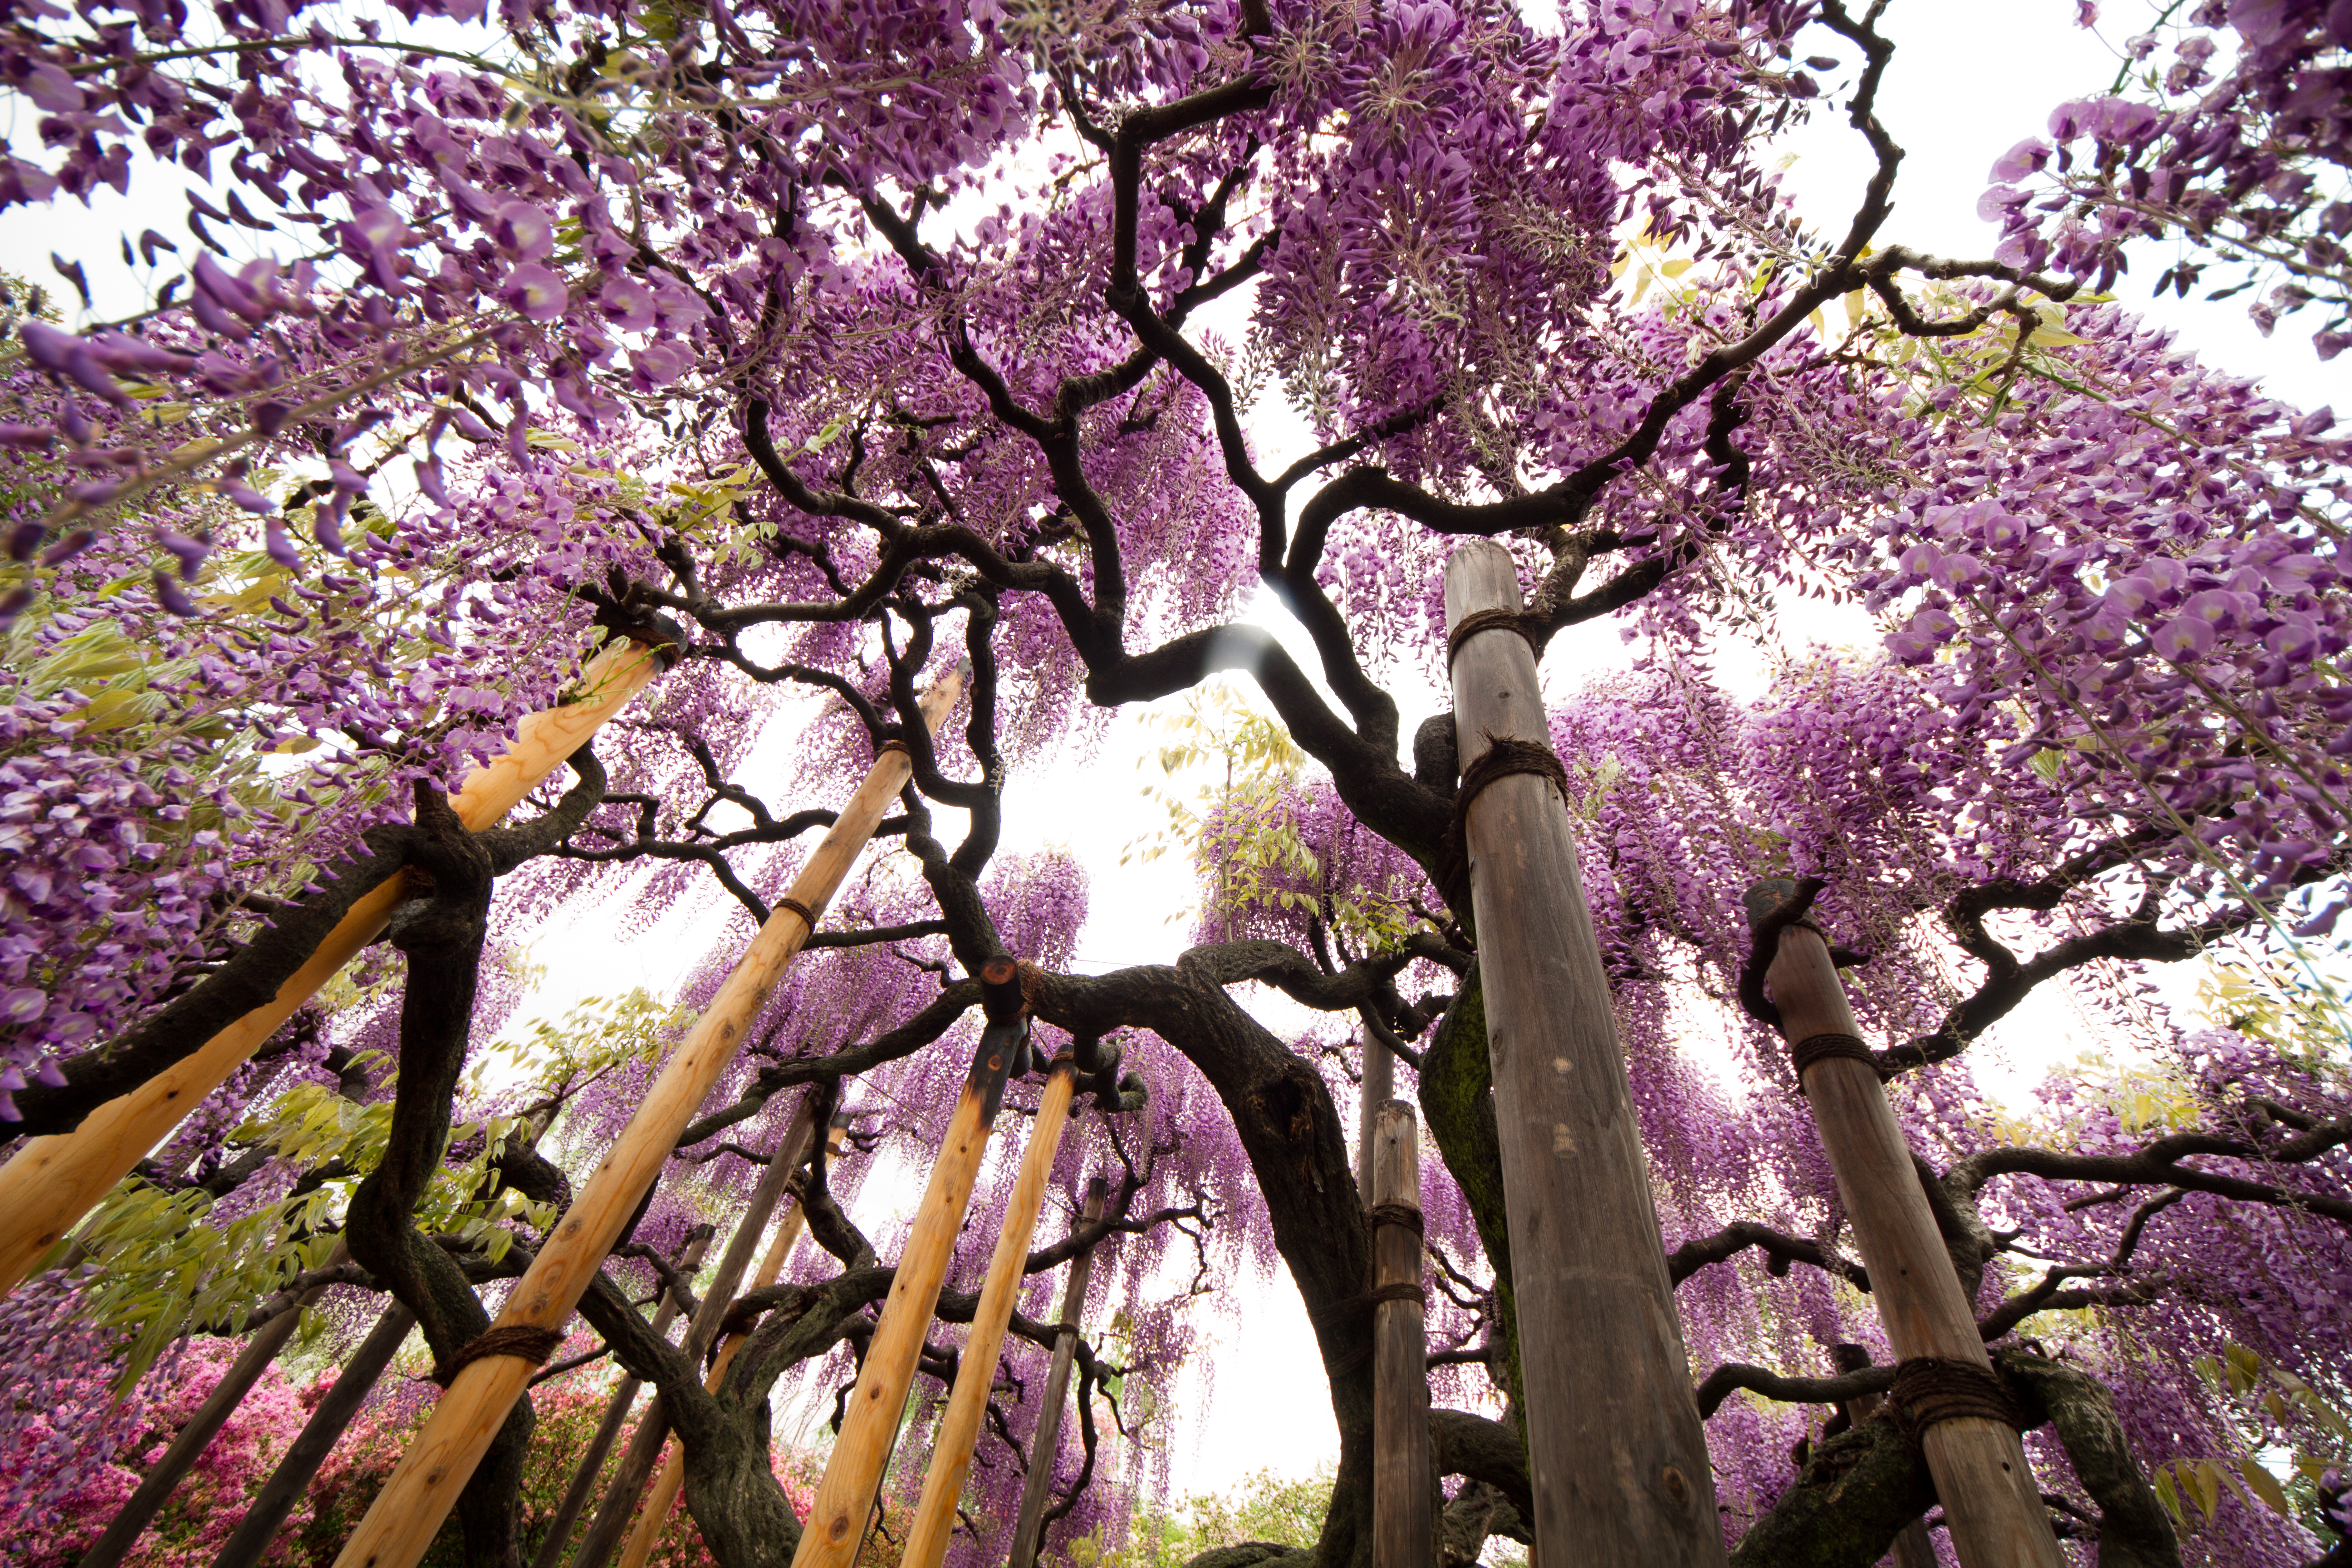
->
902, 1060, 1078, 1568
0, 638, 659, 1295
1749, 888, 2063, 1568
1006, 1180, 1110, 1568
75, 1244, 348, 1568
1444, 540, 1723, 1568
331, 672, 961, 1568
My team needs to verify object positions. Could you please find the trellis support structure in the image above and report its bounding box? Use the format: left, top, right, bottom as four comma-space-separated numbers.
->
1443, 539, 1724, 1568
1370, 1100, 1432, 1568
1004, 1177, 1109, 1568
0, 636, 669, 1295
784, 953, 1030, 1568
328, 669, 962, 1568
899, 1056, 1081, 1568
1745, 881, 2064, 1568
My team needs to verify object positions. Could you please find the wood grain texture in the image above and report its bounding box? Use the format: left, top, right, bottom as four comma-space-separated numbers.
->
331, 674, 961, 1568
1358, 1037, 1393, 1205
1372, 1101, 1432, 1568
1767, 924, 2063, 1568
575, 1103, 820, 1568
0, 639, 665, 1294
899, 1064, 1078, 1568
1005, 1179, 1108, 1568
1445, 541, 1724, 1568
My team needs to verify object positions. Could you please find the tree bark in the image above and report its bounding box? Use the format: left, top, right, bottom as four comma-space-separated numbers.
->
1444, 540, 1723, 1568
1006, 1179, 1109, 1568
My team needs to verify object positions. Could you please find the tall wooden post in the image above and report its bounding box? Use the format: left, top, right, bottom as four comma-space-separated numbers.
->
210, 1302, 420, 1568
786, 957, 1029, 1568
1357, 1035, 1392, 1204
528, 1224, 723, 1568
613, 1132, 835, 1568
1004, 1179, 1108, 1568
571, 1103, 822, 1568
1832, 1345, 1938, 1568
329, 673, 963, 1568
74, 1240, 352, 1568
1370, 1102, 1432, 1568
900, 1061, 1079, 1568
1749, 888, 2063, 1568
0, 637, 666, 1295
1444, 540, 1724, 1567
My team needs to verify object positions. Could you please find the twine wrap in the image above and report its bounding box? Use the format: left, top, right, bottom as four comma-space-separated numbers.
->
876, 739, 911, 760
1367, 1202, 1425, 1239
1434, 734, 1572, 910
432, 1324, 566, 1387
777, 897, 820, 929
1887, 1357, 2026, 1436
1791, 1032, 1883, 1078
1446, 608, 1544, 669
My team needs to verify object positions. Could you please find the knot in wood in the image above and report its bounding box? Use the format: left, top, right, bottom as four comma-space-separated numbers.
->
1887, 1357, 2025, 1437
432, 1324, 565, 1387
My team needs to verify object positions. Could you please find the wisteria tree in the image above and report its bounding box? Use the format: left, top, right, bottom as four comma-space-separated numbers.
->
0, 0, 2348, 1565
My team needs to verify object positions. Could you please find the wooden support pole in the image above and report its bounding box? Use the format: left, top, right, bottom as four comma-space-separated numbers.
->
211, 1301, 420, 1568
1443, 541, 1724, 1568
1832, 1345, 1938, 1568
573, 1103, 823, 1568
1004, 1178, 1108, 1568
0, 638, 666, 1296
900, 1061, 1079, 1568
616, 1117, 851, 1568
329, 672, 963, 1568
527, 1223, 721, 1568
1357, 1034, 1393, 1205
74, 1240, 352, 1568
1754, 899, 2063, 1568
786, 957, 1029, 1568
1371, 1101, 1433, 1568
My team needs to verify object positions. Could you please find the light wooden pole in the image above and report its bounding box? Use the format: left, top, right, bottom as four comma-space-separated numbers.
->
581, 1105, 828, 1568
1750, 890, 2063, 1568
1832, 1345, 1938, 1568
529, 1225, 723, 1568
0, 637, 666, 1295
75, 1240, 351, 1568
612, 1139, 832, 1568
1357, 1034, 1393, 1204
899, 1060, 1079, 1568
1369, 1101, 1433, 1568
1004, 1178, 1109, 1568
330, 673, 963, 1568
1443, 540, 1724, 1568
787, 957, 1029, 1568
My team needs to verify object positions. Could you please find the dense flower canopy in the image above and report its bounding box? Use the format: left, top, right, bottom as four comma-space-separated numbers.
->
0, 0, 2347, 1565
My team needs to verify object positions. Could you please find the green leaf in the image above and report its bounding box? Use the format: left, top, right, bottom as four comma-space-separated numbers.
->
2237, 1458, 2290, 1516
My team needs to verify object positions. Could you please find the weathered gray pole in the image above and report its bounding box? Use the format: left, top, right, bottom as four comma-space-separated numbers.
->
529, 1224, 722, 1568
1005, 1179, 1111, 1568
1357, 1035, 1393, 1203
569, 1100, 821, 1568
1444, 539, 1724, 1567
210, 1302, 419, 1568
74, 1240, 350, 1568
1370, 1102, 1432, 1568
1749, 884, 2063, 1568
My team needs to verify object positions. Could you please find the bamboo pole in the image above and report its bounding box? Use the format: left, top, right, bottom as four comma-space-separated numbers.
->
0, 638, 666, 1295
786, 956, 1029, 1568
615, 1119, 851, 1568
900, 1060, 1078, 1568
573, 1104, 824, 1568
1004, 1178, 1108, 1568
75, 1240, 351, 1568
1832, 1345, 1938, 1568
528, 1224, 722, 1568
329, 673, 964, 1568
1752, 895, 2063, 1568
1443, 541, 1723, 1568
1370, 1101, 1432, 1568
1357, 1035, 1392, 1205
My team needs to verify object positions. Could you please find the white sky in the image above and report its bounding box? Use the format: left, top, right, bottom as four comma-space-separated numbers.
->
6, 0, 2340, 1527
